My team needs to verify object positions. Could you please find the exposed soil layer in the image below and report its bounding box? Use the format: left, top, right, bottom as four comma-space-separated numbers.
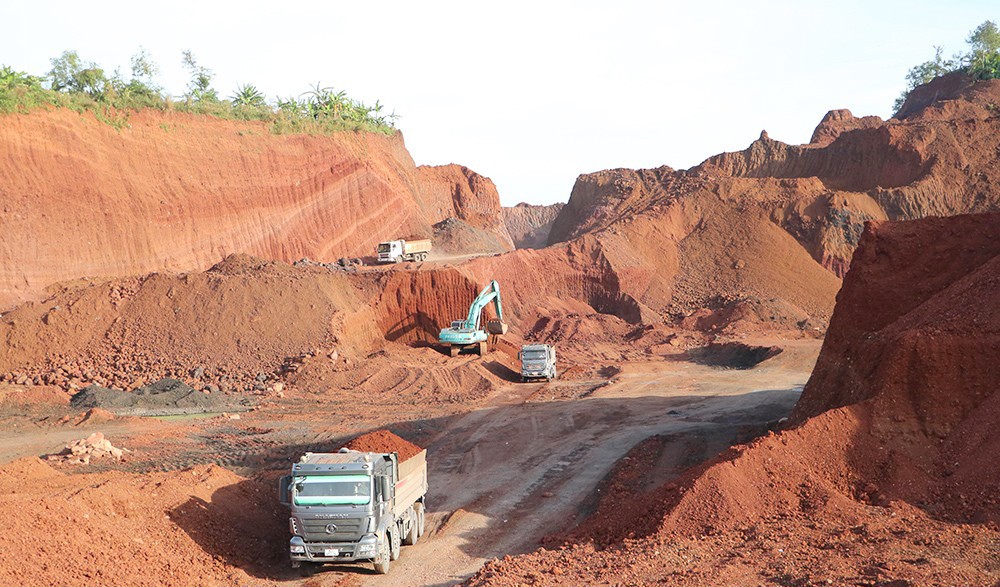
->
0, 110, 511, 309
502, 203, 565, 249
547, 76, 1000, 319
465, 212, 1000, 585
685, 342, 783, 369
340, 429, 423, 461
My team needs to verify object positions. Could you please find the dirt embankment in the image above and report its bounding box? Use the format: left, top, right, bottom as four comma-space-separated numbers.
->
0, 110, 512, 309
0, 458, 289, 587
465, 212, 1000, 586
545, 76, 1000, 323
503, 203, 565, 249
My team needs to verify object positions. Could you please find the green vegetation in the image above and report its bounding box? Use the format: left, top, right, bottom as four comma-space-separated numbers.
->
895, 20, 1000, 113
0, 49, 398, 135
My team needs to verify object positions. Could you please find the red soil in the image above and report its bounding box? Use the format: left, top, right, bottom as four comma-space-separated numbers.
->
340, 429, 423, 461
0, 110, 511, 309
0, 459, 289, 587
465, 212, 1000, 585
546, 77, 1000, 322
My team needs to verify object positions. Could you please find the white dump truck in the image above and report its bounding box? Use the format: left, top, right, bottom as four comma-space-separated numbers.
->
519, 344, 557, 381
279, 448, 428, 574
376, 239, 432, 263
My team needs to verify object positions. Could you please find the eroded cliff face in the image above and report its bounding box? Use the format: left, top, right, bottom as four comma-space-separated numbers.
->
502, 202, 565, 249
0, 109, 512, 308
547, 77, 1000, 318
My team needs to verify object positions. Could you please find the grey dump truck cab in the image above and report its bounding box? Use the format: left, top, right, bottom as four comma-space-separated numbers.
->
279, 449, 428, 574
519, 344, 557, 382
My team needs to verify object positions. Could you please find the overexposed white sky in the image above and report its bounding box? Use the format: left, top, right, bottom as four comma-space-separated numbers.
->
2, 1, 996, 205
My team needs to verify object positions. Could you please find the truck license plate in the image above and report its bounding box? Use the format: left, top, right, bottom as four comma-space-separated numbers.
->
324, 548, 339, 557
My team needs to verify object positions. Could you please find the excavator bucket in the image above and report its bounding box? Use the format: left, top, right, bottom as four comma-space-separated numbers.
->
486, 320, 508, 335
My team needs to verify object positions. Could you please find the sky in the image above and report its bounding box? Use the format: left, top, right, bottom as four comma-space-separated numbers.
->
2, 1, 996, 205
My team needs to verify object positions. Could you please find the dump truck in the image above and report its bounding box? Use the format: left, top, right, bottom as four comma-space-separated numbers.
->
439, 280, 508, 356
279, 448, 428, 574
376, 239, 431, 263
519, 343, 557, 381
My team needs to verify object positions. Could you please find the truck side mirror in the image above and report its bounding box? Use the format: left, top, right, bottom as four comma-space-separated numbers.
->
278, 475, 292, 506
380, 476, 393, 501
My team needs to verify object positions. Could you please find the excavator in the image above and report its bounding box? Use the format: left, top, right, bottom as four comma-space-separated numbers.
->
439, 280, 508, 357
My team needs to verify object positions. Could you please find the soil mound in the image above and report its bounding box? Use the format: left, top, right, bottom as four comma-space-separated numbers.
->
433, 217, 513, 256
417, 164, 515, 252
0, 110, 511, 309
686, 342, 783, 369
340, 429, 423, 461
503, 202, 565, 249
0, 460, 287, 587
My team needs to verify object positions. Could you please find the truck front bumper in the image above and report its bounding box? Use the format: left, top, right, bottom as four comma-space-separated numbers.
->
289, 534, 379, 563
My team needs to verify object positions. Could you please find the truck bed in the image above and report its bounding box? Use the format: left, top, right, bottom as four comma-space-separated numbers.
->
393, 449, 428, 517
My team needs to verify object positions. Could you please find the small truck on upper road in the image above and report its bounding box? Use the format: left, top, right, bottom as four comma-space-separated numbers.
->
279, 448, 428, 574
376, 239, 432, 263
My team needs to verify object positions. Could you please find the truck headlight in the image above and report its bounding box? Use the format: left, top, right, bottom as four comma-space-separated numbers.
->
357, 543, 376, 555
290, 545, 305, 554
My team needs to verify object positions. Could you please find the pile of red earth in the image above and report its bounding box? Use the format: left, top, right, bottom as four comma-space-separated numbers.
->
465, 213, 1000, 586
0, 459, 289, 587
340, 429, 423, 461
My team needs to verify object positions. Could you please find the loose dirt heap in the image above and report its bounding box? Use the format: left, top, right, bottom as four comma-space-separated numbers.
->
417, 164, 515, 252
503, 202, 565, 249
47, 431, 129, 465
0, 459, 288, 587
340, 429, 423, 460
464, 213, 1000, 586
0, 110, 512, 309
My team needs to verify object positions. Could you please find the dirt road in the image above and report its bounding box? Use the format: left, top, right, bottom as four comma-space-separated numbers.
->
304, 340, 818, 586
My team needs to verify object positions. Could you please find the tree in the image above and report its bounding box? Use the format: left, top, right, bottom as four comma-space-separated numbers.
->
130, 47, 160, 91
47, 50, 108, 98
894, 46, 955, 112
182, 50, 218, 103
967, 21, 1000, 79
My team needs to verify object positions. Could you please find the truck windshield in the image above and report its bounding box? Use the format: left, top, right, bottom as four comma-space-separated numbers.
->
377, 243, 391, 253
293, 474, 371, 506
523, 350, 547, 360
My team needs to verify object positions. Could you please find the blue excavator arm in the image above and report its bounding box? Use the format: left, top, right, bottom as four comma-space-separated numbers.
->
464, 280, 504, 329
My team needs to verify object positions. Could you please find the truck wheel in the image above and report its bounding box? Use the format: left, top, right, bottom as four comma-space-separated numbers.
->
390, 526, 401, 561
373, 532, 391, 574
477, 341, 487, 355
405, 509, 419, 545
415, 502, 425, 537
